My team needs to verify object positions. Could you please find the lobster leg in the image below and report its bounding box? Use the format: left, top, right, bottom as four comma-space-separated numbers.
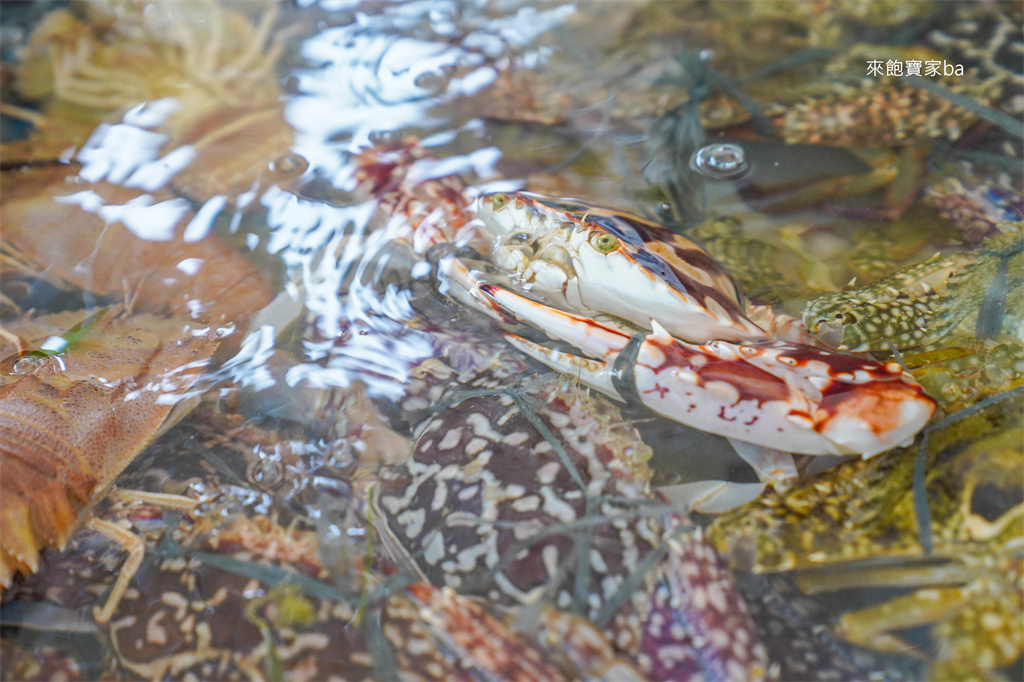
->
88, 490, 199, 624
86, 517, 145, 625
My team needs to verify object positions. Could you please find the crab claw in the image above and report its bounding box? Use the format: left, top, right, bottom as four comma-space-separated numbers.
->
480, 283, 935, 457
728, 341, 936, 457
812, 379, 936, 457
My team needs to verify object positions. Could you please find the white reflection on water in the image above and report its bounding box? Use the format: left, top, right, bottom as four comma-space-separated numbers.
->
184, 195, 228, 243
264, 184, 435, 399
287, 30, 479, 176
264, 2, 574, 398
55, 190, 192, 242
76, 98, 196, 190
218, 325, 280, 392
264, 189, 380, 338
405, 147, 502, 184
43, 0, 576, 398
8, 0, 576, 400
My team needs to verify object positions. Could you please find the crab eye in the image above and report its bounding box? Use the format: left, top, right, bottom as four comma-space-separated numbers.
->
490, 193, 510, 211
590, 232, 619, 253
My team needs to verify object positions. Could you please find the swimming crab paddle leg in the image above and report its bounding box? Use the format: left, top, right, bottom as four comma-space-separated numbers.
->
727, 440, 801, 488
658, 441, 799, 513
479, 283, 935, 457
659, 480, 770, 515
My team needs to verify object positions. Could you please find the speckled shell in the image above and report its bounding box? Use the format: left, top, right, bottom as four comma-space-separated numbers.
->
375, 373, 769, 680
0, 311, 217, 585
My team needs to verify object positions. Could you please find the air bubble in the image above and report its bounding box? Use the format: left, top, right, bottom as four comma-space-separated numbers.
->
247, 453, 284, 488
689, 143, 749, 180
269, 154, 308, 175
0, 351, 48, 376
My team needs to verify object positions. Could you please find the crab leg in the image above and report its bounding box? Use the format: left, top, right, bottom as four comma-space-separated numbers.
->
434, 253, 508, 323
659, 480, 770, 515
478, 283, 935, 457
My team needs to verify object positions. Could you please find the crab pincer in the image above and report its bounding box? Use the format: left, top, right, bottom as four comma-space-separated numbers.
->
477, 282, 935, 458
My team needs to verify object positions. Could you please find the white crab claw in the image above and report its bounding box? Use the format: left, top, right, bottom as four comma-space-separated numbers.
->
435, 255, 505, 322
480, 283, 632, 361
503, 333, 624, 400
481, 283, 936, 457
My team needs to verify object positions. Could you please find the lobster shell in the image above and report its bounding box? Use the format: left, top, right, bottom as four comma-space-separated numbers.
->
0, 310, 218, 586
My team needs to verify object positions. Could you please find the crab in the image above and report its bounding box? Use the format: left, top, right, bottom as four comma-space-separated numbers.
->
0, 310, 768, 680
0, 347, 616, 680
733, 572, 926, 680
373, 366, 770, 680
5, 509, 574, 680
353, 143, 936, 509
804, 220, 1024, 351
707, 387, 1024, 680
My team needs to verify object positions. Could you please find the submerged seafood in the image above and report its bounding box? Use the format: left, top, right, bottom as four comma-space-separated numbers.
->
470, 193, 767, 344
355, 146, 935, 476
709, 389, 1023, 679
3, 0, 302, 204
805, 222, 1024, 351
0, 308, 217, 622
375, 369, 770, 680
3, 1, 1020, 679
1, 167, 276, 326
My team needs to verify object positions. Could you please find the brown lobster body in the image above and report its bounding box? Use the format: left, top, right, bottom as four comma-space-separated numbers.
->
0, 311, 217, 591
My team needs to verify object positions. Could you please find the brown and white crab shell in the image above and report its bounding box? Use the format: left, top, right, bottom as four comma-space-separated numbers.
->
374, 371, 769, 680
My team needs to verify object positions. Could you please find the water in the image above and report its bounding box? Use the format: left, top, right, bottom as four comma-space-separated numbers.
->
1, 1, 1022, 679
